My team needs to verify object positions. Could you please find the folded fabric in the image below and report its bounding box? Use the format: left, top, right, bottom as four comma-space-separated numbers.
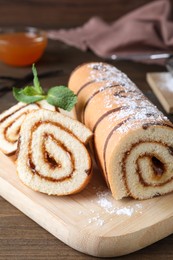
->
48, 0, 173, 63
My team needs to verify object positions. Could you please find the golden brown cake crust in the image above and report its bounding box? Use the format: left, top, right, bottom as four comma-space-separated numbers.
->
68, 62, 173, 200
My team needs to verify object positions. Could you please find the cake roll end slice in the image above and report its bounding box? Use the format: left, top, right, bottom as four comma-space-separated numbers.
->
0, 100, 56, 155
108, 122, 173, 200
16, 109, 93, 195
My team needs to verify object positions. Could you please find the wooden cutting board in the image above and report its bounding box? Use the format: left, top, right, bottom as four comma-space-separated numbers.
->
1, 151, 173, 257
147, 72, 173, 114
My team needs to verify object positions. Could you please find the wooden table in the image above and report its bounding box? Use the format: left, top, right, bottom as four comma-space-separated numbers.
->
1, 0, 173, 259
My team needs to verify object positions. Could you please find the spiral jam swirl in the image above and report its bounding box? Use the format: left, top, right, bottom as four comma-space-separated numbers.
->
17, 109, 92, 195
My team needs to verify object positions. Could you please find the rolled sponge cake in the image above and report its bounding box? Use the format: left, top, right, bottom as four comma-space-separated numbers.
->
0, 100, 56, 155
68, 62, 173, 200
16, 109, 93, 196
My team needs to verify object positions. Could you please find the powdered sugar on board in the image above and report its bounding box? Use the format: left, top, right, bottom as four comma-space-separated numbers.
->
70, 162, 152, 228
147, 72, 173, 113
75, 182, 152, 227
148, 72, 173, 93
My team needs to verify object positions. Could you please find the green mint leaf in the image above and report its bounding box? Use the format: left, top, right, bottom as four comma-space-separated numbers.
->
13, 65, 77, 111
13, 87, 44, 104
22, 86, 40, 96
46, 86, 77, 111
32, 64, 43, 94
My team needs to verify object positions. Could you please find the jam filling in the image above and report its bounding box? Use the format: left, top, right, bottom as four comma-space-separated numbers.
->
151, 156, 164, 176
168, 146, 173, 156
44, 151, 61, 169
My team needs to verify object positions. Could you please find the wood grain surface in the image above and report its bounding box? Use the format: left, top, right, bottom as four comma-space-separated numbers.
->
1, 0, 173, 259
147, 72, 173, 114
0, 0, 156, 28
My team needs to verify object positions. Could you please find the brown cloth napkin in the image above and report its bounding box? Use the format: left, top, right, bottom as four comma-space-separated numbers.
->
47, 0, 173, 63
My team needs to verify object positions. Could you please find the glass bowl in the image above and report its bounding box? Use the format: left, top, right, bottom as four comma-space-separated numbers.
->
0, 27, 47, 66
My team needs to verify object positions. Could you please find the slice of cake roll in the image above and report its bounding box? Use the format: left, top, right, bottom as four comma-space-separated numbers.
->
16, 109, 93, 195
0, 100, 56, 155
68, 62, 173, 200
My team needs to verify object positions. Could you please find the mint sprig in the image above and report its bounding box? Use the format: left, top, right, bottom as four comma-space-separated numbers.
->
47, 86, 77, 111
13, 64, 77, 111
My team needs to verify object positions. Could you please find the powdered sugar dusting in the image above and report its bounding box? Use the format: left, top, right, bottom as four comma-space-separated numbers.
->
78, 185, 144, 227
89, 63, 137, 91
156, 72, 173, 92
96, 189, 143, 216
88, 214, 105, 226
87, 63, 169, 133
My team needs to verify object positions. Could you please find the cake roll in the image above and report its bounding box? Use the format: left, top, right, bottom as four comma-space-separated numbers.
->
16, 109, 93, 195
68, 62, 173, 200
0, 100, 56, 155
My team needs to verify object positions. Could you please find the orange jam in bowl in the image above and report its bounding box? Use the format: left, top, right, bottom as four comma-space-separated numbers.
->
0, 27, 47, 66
